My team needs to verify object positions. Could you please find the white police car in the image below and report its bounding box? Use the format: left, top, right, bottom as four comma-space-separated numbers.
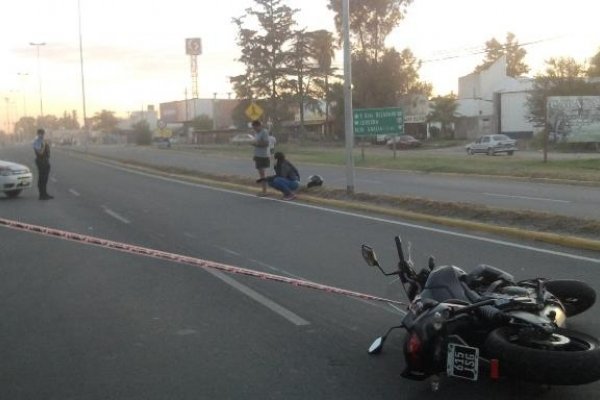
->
0, 160, 33, 198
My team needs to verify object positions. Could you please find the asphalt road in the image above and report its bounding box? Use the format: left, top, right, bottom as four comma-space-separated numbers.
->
1, 145, 600, 399
61, 144, 600, 220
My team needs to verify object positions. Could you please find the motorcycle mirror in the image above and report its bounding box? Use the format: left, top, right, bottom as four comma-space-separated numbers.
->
428, 256, 436, 271
361, 245, 380, 267
368, 337, 384, 354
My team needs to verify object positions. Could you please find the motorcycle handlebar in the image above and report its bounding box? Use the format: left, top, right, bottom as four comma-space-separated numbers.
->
394, 236, 405, 263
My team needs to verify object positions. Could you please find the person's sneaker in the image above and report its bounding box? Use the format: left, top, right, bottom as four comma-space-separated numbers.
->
39, 194, 54, 200
282, 194, 296, 201
256, 192, 268, 197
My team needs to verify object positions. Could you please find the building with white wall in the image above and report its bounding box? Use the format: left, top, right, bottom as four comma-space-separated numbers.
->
456, 56, 537, 139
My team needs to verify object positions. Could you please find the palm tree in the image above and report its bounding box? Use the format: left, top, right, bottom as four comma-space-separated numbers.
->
308, 30, 337, 136
428, 94, 459, 139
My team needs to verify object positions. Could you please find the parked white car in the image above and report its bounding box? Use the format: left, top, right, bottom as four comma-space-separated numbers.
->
465, 134, 518, 156
0, 160, 33, 198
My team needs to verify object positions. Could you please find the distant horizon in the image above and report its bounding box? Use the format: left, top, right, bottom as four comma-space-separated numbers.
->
1, 0, 598, 127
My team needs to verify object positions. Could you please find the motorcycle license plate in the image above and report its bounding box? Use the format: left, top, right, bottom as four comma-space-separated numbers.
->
447, 343, 479, 381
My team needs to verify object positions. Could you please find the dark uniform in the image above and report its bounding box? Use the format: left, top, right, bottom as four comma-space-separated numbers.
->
33, 129, 53, 200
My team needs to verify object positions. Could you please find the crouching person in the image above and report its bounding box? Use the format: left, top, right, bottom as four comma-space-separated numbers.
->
269, 152, 300, 201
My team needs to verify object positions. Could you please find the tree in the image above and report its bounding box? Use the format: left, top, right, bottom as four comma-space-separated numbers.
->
352, 47, 430, 108
190, 115, 214, 131
90, 110, 119, 133
286, 29, 316, 132
14, 116, 37, 140
58, 110, 80, 130
588, 48, 600, 77
474, 32, 530, 77
231, 0, 298, 128
132, 120, 152, 145
328, 0, 429, 110
328, 0, 413, 63
428, 94, 459, 139
308, 29, 338, 135
527, 57, 597, 127
327, 82, 345, 140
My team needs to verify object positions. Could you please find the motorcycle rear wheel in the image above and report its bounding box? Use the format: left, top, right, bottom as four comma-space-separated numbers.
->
545, 279, 596, 317
484, 327, 600, 385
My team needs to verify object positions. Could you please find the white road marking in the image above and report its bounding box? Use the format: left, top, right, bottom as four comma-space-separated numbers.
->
68, 189, 80, 197
248, 258, 306, 280
50, 177, 57, 183
483, 192, 571, 203
205, 268, 310, 326
102, 206, 131, 224
87, 159, 600, 264
212, 245, 241, 257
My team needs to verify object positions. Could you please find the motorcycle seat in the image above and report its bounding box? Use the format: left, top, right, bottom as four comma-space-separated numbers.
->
420, 265, 478, 303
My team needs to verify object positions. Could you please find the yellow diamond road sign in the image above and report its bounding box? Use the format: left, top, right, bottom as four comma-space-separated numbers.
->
245, 102, 264, 121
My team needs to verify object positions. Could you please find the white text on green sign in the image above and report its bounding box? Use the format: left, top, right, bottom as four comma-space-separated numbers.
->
353, 107, 404, 136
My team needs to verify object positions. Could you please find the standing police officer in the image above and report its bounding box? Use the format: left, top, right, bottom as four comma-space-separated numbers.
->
32, 128, 53, 200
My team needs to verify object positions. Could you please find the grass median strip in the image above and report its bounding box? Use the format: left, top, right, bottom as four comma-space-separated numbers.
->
75, 151, 600, 252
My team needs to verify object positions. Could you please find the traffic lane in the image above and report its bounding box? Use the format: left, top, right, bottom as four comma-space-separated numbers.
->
62, 144, 600, 220
0, 227, 411, 400
2, 225, 599, 399
7, 148, 600, 396
3, 227, 599, 400
6, 145, 600, 314
0, 150, 415, 399
40, 147, 600, 308
318, 168, 599, 220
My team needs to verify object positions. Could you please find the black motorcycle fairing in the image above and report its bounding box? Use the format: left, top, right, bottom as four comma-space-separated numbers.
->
419, 265, 477, 304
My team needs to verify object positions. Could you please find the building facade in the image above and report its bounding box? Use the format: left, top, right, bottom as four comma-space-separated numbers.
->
456, 56, 537, 140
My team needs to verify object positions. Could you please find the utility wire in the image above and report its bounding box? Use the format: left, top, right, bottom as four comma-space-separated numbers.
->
421, 36, 563, 64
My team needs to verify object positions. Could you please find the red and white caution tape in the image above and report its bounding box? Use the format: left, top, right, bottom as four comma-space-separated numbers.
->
0, 217, 406, 306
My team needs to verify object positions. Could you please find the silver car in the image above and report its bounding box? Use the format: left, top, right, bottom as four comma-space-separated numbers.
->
0, 160, 33, 198
465, 134, 517, 156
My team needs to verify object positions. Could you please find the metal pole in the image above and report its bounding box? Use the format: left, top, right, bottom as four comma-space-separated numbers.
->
342, 0, 355, 194
78, 0, 89, 150
29, 42, 46, 120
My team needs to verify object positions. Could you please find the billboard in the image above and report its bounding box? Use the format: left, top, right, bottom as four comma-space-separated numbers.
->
185, 38, 202, 55
547, 96, 600, 142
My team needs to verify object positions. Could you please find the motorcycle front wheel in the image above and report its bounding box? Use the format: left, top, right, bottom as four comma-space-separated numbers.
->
484, 327, 600, 385
545, 279, 596, 317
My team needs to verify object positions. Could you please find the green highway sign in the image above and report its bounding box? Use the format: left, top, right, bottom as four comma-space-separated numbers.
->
353, 107, 404, 136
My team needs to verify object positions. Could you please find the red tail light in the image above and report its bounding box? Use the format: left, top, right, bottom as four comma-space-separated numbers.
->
490, 359, 500, 380
407, 333, 422, 364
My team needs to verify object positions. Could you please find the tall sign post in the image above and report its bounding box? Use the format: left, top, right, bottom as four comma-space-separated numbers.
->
185, 38, 202, 119
342, 0, 355, 194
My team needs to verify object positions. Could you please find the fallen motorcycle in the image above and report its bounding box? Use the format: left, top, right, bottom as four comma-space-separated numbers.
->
363, 236, 600, 388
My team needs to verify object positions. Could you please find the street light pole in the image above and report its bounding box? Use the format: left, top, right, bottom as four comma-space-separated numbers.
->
29, 42, 46, 120
78, 0, 89, 150
342, 0, 355, 194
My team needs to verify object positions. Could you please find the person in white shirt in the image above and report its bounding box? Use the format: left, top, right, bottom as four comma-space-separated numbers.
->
251, 120, 270, 196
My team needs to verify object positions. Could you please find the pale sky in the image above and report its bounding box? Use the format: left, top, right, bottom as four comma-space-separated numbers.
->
1, 0, 598, 125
